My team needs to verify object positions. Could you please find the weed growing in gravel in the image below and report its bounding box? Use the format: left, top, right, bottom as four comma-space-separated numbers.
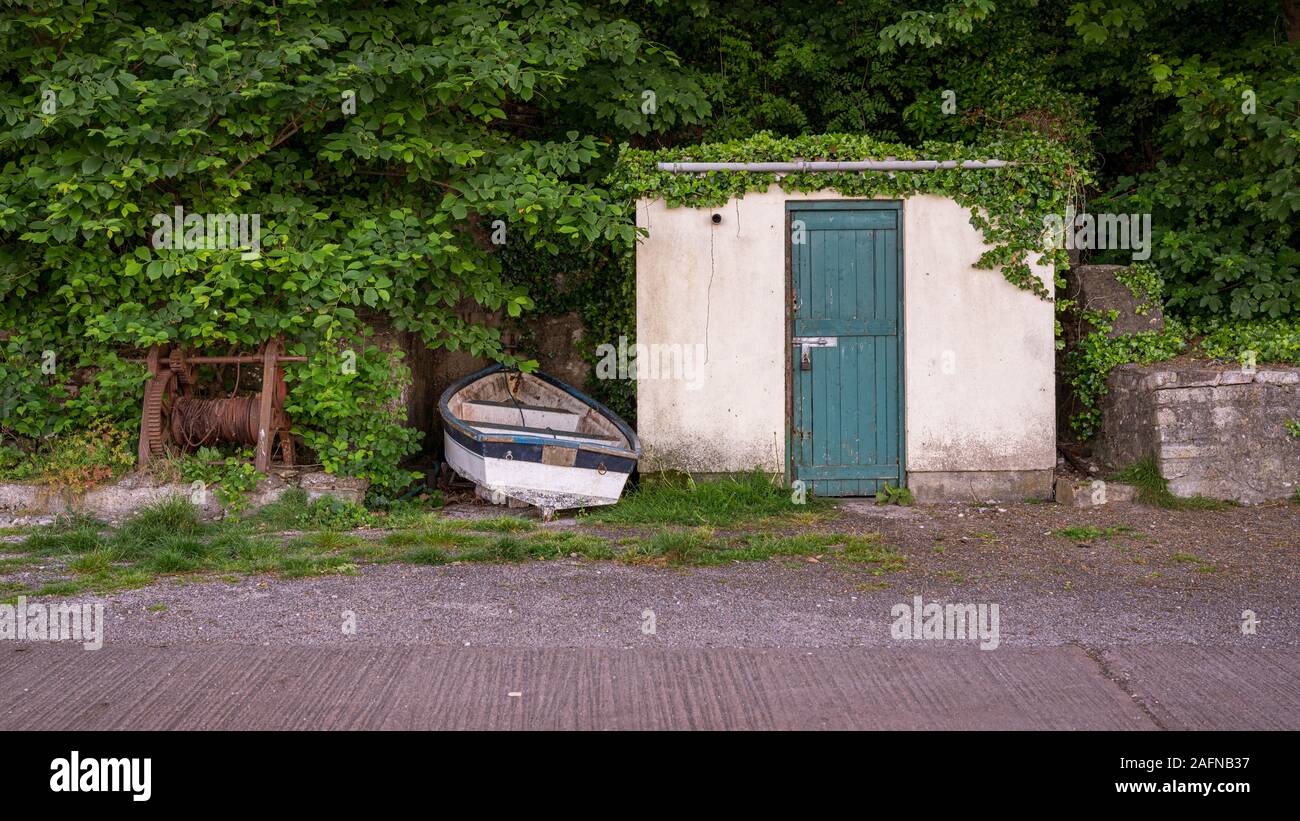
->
1052, 525, 1137, 542
621, 529, 902, 569
1170, 552, 1221, 573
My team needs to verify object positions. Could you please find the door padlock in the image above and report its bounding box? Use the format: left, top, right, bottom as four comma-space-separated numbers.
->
793, 336, 837, 370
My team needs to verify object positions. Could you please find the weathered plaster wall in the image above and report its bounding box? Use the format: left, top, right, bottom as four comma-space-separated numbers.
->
1098, 364, 1300, 503
635, 186, 1056, 498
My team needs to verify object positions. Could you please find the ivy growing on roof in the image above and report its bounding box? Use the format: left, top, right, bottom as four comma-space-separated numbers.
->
608, 131, 1090, 299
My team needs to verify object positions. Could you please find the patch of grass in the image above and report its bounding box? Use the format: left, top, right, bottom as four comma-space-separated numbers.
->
624, 529, 715, 565
382, 526, 480, 551
839, 534, 907, 573
67, 547, 116, 575
229, 538, 283, 573
143, 538, 209, 573
296, 496, 376, 530
245, 487, 311, 530
614, 529, 902, 569
285, 531, 364, 553
48, 512, 104, 533
525, 531, 616, 560
582, 471, 830, 527
0, 556, 35, 571
33, 579, 86, 597
110, 496, 208, 560
0, 579, 32, 597
1168, 551, 1222, 573
1110, 458, 1233, 510
20, 526, 104, 557
464, 516, 536, 533
146, 603, 167, 613
372, 495, 444, 529
456, 535, 581, 563
245, 489, 376, 532
1052, 524, 1137, 542
708, 532, 845, 563
400, 545, 451, 565
276, 555, 359, 578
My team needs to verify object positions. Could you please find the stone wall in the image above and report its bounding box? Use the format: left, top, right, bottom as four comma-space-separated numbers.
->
1057, 264, 1165, 441
1097, 364, 1300, 503
0, 468, 367, 524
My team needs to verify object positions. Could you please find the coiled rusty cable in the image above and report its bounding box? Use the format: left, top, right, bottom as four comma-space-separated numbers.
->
172, 395, 261, 448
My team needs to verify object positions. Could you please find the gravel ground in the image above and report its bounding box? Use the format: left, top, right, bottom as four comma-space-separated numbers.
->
24, 497, 1295, 651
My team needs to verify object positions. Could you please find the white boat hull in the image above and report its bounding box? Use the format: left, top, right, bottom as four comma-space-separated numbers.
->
439, 366, 640, 516
443, 432, 632, 512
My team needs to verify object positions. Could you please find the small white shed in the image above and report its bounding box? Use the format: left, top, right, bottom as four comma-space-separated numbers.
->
632, 177, 1058, 502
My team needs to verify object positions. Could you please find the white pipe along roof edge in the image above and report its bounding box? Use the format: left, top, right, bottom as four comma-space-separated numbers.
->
655, 160, 1012, 172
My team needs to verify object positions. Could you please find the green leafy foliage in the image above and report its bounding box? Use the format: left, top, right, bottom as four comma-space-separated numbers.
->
1063, 312, 1188, 440
282, 339, 422, 497
247, 487, 376, 531
611, 131, 1086, 298
875, 482, 914, 506
1064, 309, 1300, 441
0, 418, 134, 490
0, 0, 708, 473
177, 447, 261, 510
1190, 318, 1300, 365
497, 234, 636, 420
1089, 31, 1299, 319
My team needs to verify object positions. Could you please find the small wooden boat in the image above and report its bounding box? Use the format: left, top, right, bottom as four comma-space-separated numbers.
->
439, 365, 640, 518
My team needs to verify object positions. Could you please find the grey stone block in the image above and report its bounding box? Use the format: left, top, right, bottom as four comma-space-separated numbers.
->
1054, 476, 1137, 507
1098, 363, 1300, 503
1064, 264, 1165, 338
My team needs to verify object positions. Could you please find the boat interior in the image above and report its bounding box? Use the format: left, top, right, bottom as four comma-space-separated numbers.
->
448, 370, 632, 450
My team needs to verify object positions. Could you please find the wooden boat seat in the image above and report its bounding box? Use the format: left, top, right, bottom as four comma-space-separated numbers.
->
467, 420, 623, 446
463, 399, 580, 431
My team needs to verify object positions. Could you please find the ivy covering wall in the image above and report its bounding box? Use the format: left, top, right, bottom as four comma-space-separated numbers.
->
609, 132, 1087, 300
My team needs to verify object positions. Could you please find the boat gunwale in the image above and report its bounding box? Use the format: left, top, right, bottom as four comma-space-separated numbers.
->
438, 364, 642, 461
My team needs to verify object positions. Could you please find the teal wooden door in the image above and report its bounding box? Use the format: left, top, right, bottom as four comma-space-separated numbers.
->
789, 202, 903, 496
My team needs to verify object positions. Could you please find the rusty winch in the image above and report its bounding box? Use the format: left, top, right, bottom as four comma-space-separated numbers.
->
135, 337, 306, 472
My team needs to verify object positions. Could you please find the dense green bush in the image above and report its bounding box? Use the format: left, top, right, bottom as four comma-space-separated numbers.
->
0, 0, 706, 479
1, 0, 1294, 475
282, 339, 423, 497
